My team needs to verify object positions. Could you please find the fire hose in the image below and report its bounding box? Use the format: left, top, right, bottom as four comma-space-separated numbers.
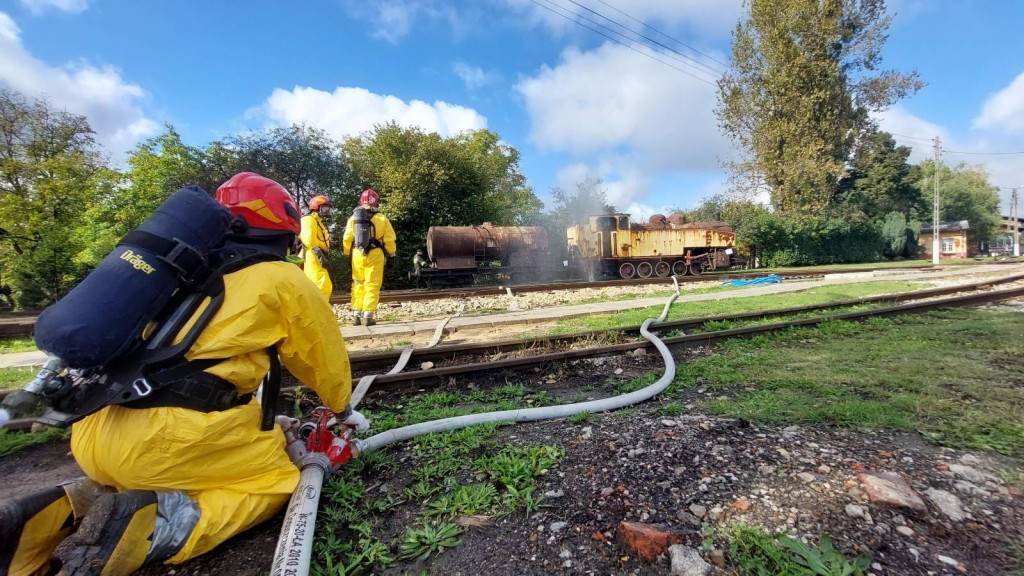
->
270, 276, 683, 576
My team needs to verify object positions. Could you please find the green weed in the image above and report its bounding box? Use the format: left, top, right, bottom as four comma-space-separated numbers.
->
729, 525, 870, 576
658, 402, 684, 416
569, 411, 591, 423
0, 427, 68, 458
0, 338, 36, 354
0, 367, 35, 391
400, 521, 464, 561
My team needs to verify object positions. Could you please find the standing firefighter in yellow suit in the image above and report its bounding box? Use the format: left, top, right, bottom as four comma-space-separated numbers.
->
343, 189, 396, 326
0, 173, 368, 576
300, 194, 334, 299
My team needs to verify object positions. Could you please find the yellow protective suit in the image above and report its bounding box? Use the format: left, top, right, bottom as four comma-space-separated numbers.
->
300, 212, 333, 299
70, 260, 351, 564
342, 211, 396, 313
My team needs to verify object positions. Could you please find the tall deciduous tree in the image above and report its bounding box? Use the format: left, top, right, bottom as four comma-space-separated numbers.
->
717, 0, 922, 215
0, 90, 105, 307
838, 130, 924, 220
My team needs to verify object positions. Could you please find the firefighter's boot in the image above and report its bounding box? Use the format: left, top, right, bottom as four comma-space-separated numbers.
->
0, 478, 111, 576
362, 311, 376, 327
351, 311, 362, 326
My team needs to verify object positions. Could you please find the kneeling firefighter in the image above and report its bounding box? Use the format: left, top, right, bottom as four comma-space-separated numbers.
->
300, 194, 334, 300
342, 189, 396, 326
0, 173, 368, 576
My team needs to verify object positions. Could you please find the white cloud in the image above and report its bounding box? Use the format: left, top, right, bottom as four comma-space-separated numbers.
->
974, 71, 1024, 133
519, 42, 729, 208
18, 0, 88, 14
262, 85, 487, 140
342, 0, 471, 43
0, 12, 158, 154
453, 61, 498, 89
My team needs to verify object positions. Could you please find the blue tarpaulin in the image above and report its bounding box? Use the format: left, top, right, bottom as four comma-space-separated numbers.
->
720, 275, 783, 287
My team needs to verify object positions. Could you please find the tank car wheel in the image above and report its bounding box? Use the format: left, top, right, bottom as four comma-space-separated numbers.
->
688, 263, 705, 276
618, 262, 636, 279
672, 260, 688, 276
654, 261, 671, 278
637, 261, 654, 278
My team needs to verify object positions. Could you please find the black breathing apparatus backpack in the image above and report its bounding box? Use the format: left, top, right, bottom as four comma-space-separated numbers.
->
7, 186, 284, 429
351, 206, 382, 252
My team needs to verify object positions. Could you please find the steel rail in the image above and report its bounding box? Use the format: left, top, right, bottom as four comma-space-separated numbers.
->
4, 279, 1023, 432
327, 266, 941, 305
346, 282, 1024, 390
346, 273, 1024, 373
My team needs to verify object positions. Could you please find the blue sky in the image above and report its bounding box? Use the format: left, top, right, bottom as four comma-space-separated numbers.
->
2, 0, 1022, 216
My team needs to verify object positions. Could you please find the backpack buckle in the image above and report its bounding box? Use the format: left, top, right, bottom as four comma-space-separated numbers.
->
132, 378, 153, 398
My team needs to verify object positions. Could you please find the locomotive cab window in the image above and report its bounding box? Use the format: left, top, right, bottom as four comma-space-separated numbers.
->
597, 216, 616, 232
618, 216, 629, 230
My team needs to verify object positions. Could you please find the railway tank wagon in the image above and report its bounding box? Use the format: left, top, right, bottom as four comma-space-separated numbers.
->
417, 223, 554, 287
567, 213, 736, 279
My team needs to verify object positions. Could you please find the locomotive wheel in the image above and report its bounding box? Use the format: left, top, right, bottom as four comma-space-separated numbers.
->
688, 263, 705, 276
618, 262, 636, 279
671, 260, 688, 276
654, 261, 671, 278
637, 261, 654, 278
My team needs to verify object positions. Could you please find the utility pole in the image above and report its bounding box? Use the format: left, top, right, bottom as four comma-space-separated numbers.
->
1013, 188, 1020, 257
932, 136, 941, 265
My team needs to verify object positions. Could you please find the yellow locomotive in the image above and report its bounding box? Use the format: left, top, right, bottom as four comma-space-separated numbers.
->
567, 213, 736, 278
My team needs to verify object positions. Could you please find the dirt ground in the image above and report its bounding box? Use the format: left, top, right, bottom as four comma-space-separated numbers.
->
3, 345, 1021, 576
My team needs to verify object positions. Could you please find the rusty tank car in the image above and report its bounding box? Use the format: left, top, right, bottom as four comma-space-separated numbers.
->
415, 223, 557, 287
567, 213, 736, 279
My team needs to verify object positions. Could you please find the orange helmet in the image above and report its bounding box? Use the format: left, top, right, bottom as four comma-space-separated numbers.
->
215, 172, 301, 235
360, 189, 380, 208
309, 195, 333, 211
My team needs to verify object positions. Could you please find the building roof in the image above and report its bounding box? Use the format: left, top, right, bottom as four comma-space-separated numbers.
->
921, 220, 970, 233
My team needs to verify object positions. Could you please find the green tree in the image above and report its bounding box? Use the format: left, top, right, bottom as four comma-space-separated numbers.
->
0, 90, 105, 307
229, 124, 347, 209
717, 0, 922, 215
880, 210, 907, 258
342, 124, 540, 284
838, 131, 924, 220
916, 160, 1001, 245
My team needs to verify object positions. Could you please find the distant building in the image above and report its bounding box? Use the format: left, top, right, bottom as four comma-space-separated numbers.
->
985, 215, 1024, 256
919, 221, 970, 259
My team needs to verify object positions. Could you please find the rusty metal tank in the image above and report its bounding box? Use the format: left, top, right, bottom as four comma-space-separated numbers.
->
426, 224, 549, 270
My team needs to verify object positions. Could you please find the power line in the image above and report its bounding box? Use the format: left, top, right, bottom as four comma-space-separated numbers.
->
592, 0, 731, 70
562, 0, 724, 80
943, 149, 1024, 156
526, 0, 719, 87
889, 132, 934, 142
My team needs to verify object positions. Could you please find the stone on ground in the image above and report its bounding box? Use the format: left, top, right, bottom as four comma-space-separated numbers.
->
616, 522, 688, 563
858, 472, 926, 513
668, 545, 711, 576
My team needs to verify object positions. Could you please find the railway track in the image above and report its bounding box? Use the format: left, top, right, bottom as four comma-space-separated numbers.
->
3, 274, 1023, 432
0, 265, 945, 339
340, 272, 1024, 390
327, 265, 940, 305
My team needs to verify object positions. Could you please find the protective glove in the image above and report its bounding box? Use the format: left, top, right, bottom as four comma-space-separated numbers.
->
312, 247, 329, 267
339, 407, 370, 431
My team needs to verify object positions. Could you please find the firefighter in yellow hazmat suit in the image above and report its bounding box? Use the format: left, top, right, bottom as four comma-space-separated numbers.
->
0, 173, 367, 576
342, 189, 396, 326
300, 195, 334, 300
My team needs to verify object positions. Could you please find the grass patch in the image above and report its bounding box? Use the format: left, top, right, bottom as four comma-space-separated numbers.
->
728, 524, 870, 575
674, 308, 1024, 454
0, 338, 36, 354
0, 367, 35, 391
548, 280, 928, 334
313, 381, 569, 573
0, 427, 69, 458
